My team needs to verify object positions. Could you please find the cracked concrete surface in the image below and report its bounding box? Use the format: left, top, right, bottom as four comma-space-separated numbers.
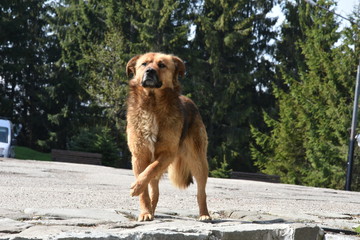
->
0, 158, 359, 239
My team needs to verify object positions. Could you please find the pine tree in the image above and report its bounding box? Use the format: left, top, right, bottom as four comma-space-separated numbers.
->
189, 0, 278, 172
251, 0, 360, 189
49, 0, 278, 172
0, 0, 60, 149
50, 0, 131, 162
51, 0, 193, 166
340, 3, 360, 190
130, 0, 192, 56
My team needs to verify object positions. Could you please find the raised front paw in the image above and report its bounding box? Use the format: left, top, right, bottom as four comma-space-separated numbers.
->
130, 180, 147, 196
138, 212, 154, 222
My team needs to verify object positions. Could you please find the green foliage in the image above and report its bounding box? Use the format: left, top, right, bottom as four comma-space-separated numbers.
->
14, 146, 51, 161
52, 0, 192, 160
188, 0, 278, 172
68, 127, 122, 167
251, 0, 360, 189
354, 225, 360, 234
50, 0, 132, 155
2, 0, 360, 189
352, 148, 360, 192
210, 157, 232, 179
0, 0, 61, 150
131, 0, 190, 53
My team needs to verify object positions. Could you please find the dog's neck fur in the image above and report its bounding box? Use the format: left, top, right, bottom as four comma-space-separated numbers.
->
127, 85, 181, 162
128, 85, 181, 124
129, 85, 180, 111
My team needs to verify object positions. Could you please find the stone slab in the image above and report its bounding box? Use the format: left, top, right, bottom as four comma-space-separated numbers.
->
0, 158, 359, 239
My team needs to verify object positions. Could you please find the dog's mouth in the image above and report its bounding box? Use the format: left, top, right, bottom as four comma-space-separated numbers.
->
142, 68, 162, 88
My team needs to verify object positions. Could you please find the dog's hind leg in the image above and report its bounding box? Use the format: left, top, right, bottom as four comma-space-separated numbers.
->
187, 152, 211, 221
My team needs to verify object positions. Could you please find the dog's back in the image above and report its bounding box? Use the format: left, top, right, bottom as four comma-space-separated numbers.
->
167, 95, 208, 189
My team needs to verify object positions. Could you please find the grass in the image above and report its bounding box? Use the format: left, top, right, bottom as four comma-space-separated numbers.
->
14, 146, 51, 161
354, 225, 360, 235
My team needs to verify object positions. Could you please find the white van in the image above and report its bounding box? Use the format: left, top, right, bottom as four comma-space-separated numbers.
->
0, 119, 15, 158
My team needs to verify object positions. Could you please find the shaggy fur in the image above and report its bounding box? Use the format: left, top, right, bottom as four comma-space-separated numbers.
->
126, 52, 211, 221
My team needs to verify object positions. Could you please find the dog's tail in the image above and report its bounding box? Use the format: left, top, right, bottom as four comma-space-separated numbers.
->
168, 156, 193, 189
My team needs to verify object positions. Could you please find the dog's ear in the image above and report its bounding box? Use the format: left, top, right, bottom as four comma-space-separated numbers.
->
172, 56, 185, 78
126, 55, 141, 77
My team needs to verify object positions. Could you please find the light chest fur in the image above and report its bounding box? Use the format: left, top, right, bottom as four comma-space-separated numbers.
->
127, 88, 183, 162
133, 108, 159, 161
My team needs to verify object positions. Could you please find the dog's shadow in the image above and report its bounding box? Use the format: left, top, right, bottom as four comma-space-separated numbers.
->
116, 210, 288, 226
155, 213, 288, 225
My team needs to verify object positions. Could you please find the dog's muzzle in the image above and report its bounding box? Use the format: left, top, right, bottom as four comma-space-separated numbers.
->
142, 68, 162, 88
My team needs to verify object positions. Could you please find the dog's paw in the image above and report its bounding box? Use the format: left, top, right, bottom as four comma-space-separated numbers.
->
198, 215, 212, 222
130, 181, 146, 197
138, 212, 154, 222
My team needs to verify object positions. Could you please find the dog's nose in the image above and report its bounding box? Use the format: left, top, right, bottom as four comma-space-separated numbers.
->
145, 68, 156, 74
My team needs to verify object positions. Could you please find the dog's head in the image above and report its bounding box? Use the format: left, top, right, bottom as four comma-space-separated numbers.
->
126, 53, 185, 91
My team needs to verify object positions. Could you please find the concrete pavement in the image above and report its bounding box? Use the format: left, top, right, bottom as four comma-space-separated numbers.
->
0, 158, 359, 239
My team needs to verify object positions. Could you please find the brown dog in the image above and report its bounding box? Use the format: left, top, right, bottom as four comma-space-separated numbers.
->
126, 52, 211, 222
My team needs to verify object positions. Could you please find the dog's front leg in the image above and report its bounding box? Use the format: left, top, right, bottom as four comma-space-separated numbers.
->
130, 151, 174, 197
131, 155, 153, 221
149, 178, 160, 214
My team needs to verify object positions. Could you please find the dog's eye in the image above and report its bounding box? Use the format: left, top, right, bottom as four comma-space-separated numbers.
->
158, 62, 166, 68
141, 62, 147, 67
